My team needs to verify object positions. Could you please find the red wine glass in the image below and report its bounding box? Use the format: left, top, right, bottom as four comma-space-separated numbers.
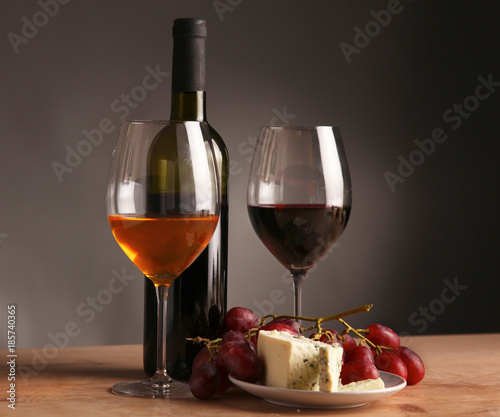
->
106, 120, 220, 398
247, 126, 352, 316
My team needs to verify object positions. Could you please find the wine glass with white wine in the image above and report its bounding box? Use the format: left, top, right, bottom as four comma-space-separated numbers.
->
106, 120, 220, 398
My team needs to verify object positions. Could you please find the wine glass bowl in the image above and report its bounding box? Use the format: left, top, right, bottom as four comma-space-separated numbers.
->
247, 126, 351, 317
106, 120, 220, 398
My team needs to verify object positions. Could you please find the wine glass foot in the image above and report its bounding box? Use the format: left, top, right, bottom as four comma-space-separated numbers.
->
111, 378, 192, 398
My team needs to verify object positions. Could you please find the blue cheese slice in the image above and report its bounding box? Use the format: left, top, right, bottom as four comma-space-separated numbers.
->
257, 330, 343, 392
318, 345, 343, 392
338, 377, 385, 391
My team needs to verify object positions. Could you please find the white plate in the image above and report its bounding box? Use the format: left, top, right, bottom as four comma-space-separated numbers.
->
229, 371, 406, 409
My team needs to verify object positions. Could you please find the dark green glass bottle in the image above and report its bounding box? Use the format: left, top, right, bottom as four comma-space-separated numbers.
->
143, 18, 228, 380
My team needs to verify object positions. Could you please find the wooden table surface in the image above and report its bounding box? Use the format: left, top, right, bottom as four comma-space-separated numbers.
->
2, 333, 499, 416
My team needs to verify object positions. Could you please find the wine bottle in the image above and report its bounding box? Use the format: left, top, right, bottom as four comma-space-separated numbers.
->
143, 18, 229, 380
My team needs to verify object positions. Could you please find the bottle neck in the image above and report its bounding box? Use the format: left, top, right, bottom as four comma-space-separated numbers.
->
170, 91, 206, 122
170, 23, 206, 122
170, 29, 207, 122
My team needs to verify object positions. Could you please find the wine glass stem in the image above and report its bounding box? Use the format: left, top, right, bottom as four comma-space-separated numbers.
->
152, 283, 171, 386
292, 271, 306, 317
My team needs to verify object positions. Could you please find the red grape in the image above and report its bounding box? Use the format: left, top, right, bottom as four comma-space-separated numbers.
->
340, 360, 380, 385
309, 329, 355, 352
222, 330, 258, 352
393, 346, 425, 385
259, 321, 300, 336
365, 324, 400, 349
224, 344, 264, 383
268, 317, 301, 334
246, 338, 257, 353
216, 340, 246, 370
192, 346, 211, 370
338, 333, 357, 351
191, 345, 231, 394
222, 330, 248, 344
223, 307, 259, 333
215, 362, 231, 394
345, 345, 375, 364
375, 351, 408, 380
189, 362, 221, 400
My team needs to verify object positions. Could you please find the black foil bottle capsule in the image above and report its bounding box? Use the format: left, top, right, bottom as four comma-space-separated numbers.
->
143, 18, 228, 380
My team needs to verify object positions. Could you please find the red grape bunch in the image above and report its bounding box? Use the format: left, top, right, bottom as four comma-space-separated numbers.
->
188, 305, 425, 400
339, 323, 425, 385
190, 306, 263, 400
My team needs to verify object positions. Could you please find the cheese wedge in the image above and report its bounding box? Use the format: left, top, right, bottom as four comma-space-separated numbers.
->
339, 377, 385, 391
257, 330, 343, 392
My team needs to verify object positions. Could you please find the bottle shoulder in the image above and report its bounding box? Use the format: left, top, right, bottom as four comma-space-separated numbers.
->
208, 125, 228, 155
206, 123, 229, 195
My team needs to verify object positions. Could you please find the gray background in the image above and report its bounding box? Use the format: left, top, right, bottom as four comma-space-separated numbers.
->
1, 1, 498, 351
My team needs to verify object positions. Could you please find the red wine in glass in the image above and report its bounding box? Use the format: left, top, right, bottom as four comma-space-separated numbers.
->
247, 204, 350, 271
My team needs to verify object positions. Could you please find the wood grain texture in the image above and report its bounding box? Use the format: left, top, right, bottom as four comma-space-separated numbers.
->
2, 334, 499, 416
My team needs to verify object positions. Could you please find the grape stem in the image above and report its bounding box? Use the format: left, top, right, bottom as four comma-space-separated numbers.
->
259, 304, 373, 330
337, 318, 381, 354
186, 336, 222, 359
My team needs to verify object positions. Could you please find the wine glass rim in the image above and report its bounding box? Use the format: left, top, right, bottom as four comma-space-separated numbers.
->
122, 119, 206, 124
261, 125, 338, 130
